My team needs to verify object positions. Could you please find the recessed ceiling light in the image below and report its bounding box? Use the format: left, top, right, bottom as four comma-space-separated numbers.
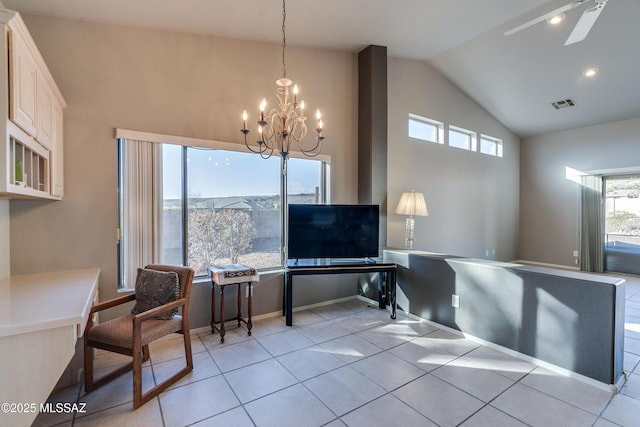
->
547, 13, 566, 25
583, 67, 599, 77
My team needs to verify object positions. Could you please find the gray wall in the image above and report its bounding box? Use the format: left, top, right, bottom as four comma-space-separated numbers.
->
385, 250, 626, 385
519, 117, 640, 266
387, 58, 520, 261
8, 14, 358, 323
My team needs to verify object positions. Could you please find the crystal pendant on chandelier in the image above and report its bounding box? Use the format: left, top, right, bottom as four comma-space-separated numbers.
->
241, 0, 325, 159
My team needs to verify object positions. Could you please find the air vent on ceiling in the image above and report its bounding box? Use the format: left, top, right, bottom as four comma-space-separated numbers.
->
551, 98, 576, 110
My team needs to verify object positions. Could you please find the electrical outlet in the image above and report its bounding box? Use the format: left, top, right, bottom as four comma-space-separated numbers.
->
573, 250, 579, 257
452, 294, 460, 308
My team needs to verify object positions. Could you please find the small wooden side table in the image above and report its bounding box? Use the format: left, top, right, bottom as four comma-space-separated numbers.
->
208, 264, 259, 343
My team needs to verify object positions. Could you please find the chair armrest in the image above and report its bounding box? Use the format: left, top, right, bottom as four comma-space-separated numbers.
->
90, 293, 136, 314
133, 298, 187, 324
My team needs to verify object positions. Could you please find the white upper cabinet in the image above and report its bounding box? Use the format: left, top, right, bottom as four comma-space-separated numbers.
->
9, 29, 38, 137
1, 9, 66, 200
37, 73, 54, 150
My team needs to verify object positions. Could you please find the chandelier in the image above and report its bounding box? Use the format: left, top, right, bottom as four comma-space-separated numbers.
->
241, 0, 325, 159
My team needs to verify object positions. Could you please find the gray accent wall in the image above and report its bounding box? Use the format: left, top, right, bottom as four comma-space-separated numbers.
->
519, 117, 640, 267
387, 58, 520, 261
385, 249, 626, 385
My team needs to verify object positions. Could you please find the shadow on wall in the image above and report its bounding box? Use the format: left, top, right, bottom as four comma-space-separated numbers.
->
387, 250, 624, 385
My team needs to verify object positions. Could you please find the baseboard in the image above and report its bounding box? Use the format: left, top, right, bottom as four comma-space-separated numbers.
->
400, 311, 621, 393
190, 295, 362, 335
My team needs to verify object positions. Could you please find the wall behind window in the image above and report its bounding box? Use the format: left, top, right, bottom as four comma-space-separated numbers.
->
520, 117, 640, 267
387, 58, 520, 260
8, 14, 357, 321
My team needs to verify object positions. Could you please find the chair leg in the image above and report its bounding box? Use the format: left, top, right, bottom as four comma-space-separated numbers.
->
131, 331, 194, 409
83, 335, 94, 392
142, 344, 150, 363
133, 341, 143, 409
183, 329, 194, 369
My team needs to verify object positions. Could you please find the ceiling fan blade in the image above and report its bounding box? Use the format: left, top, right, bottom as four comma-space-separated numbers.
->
505, 0, 588, 36
564, 1, 607, 45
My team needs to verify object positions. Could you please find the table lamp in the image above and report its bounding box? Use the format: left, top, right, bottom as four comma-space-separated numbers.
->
395, 190, 428, 249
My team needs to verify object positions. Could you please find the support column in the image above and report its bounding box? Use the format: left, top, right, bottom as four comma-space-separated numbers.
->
358, 45, 388, 245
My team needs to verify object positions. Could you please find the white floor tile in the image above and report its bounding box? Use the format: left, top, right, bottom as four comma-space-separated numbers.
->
421, 329, 482, 356
601, 392, 640, 426
159, 375, 240, 427
388, 337, 458, 372
78, 366, 155, 416
152, 350, 220, 390
431, 361, 515, 402
276, 345, 345, 381
148, 333, 206, 364
350, 351, 425, 391
208, 338, 272, 372
621, 372, 640, 399
256, 329, 314, 357
461, 405, 529, 427
244, 383, 335, 427
224, 359, 298, 403
393, 374, 485, 426
297, 321, 351, 344
458, 345, 536, 381
191, 407, 254, 427
340, 394, 436, 427
73, 400, 163, 427
317, 334, 383, 363
491, 383, 597, 427
304, 366, 385, 416
520, 367, 612, 414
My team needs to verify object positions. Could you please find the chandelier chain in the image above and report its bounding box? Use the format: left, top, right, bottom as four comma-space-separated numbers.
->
240, 0, 324, 160
281, 0, 287, 78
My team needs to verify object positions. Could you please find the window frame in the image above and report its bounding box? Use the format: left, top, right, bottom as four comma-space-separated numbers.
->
408, 114, 444, 144
116, 129, 330, 289
448, 125, 477, 151
479, 134, 503, 157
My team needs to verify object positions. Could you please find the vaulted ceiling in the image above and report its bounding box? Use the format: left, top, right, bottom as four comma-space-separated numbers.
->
3, 0, 639, 137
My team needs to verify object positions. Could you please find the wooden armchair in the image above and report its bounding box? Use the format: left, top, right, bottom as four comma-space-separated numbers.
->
84, 264, 195, 408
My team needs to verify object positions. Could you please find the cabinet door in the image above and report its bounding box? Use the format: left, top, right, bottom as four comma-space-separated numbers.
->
9, 32, 38, 137
51, 100, 64, 198
37, 74, 54, 150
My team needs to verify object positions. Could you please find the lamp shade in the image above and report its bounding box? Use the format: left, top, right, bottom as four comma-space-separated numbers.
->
395, 191, 428, 216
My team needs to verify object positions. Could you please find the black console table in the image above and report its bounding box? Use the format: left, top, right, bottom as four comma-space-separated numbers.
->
283, 259, 397, 326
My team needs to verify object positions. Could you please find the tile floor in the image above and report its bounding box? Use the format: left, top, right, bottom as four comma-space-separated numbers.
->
33, 275, 640, 427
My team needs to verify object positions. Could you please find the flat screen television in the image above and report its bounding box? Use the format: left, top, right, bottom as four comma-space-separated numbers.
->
287, 204, 380, 260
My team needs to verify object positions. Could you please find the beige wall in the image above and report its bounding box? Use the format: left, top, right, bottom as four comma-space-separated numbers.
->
387, 58, 520, 260
520, 116, 640, 267
0, 200, 8, 279
9, 15, 357, 318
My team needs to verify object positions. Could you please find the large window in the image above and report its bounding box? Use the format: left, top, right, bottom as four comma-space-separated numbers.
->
117, 133, 328, 288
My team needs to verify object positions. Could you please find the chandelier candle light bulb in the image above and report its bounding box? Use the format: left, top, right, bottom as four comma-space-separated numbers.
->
241, 0, 325, 160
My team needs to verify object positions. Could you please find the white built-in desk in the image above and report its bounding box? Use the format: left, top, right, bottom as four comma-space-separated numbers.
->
0, 268, 100, 427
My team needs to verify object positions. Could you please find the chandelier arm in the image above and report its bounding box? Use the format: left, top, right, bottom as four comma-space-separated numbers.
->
297, 135, 322, 155
240, 0, 325, 161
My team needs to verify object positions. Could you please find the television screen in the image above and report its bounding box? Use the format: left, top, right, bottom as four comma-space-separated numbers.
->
287, 204, 380, 259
